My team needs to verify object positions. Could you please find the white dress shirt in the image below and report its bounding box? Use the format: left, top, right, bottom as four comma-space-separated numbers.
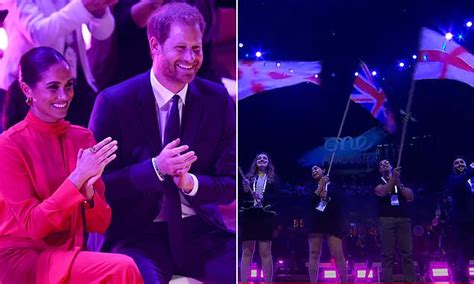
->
150, 70, 199, 220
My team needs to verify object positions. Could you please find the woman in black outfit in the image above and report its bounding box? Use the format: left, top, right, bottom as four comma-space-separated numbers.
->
240, 152, 278, 283
307, 165, 347, 282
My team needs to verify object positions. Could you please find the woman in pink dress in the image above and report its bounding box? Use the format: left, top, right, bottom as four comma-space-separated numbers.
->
0, 47, 143, 283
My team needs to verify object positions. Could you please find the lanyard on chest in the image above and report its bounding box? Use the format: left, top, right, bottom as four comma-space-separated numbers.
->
253, 174, 268, 193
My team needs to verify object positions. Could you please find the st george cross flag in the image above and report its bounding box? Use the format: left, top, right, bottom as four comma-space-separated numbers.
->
414, 27, 474, 87
350, 61, 396, 134
238, 60, 321, 100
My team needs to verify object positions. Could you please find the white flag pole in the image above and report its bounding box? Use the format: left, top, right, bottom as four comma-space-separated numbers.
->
327, 95, 352, 176
397, 27, 423, 168
396, 79, 416, 168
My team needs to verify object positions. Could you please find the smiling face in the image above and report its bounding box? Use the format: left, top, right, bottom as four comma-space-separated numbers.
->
22, 61, 74, 122
256, 153, 269, 169
151, 22, 203, 93
311, 165, 323, 179
453, 158, 466, 173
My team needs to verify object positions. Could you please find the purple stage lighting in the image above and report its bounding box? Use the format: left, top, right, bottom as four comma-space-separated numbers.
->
249, 263, 264, 280
432, 268, 449, 276
322, 269, 337, 279
469, 260, 474, 279
250, 269, 257, 278
318, 263, 340, 282
249, 269, 264, 279
356, 269, 374, 278
429, 262, 450, 281
353, 263, 380, 282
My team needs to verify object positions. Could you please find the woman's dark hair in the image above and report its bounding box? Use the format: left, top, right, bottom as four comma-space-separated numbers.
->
1, 47, 69, 130
453, 155, 466, 162
2, 80, 28, 130
246, 152, 276, 183
19, 46, 69, 87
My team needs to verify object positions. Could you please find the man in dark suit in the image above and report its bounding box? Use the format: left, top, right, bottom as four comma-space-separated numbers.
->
88, 3, 236, 283
446, 157, 474, 282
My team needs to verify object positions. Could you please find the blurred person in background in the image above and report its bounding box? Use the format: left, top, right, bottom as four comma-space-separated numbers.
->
0, 0, 116, 127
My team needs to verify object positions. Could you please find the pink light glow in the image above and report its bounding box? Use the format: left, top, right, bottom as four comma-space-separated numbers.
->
81, 24, 91, 50
0, 27, 8, 50
250, 269, 257, 278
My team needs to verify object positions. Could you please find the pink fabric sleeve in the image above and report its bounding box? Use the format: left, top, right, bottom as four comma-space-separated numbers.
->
0, 137, 85, 240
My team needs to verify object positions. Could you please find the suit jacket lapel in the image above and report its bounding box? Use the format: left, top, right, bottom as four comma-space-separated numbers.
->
137, 71, 162, 155
181, 81, 203, 148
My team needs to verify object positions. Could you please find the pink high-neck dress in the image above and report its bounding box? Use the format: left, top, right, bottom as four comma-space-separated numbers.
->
0, 112, 143, 283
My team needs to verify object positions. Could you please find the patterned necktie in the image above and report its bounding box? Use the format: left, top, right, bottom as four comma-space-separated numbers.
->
163, 95, 184, 264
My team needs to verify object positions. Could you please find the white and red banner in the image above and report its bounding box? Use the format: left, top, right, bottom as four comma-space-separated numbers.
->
414, 27, 474, 87
238, 60, 322, 100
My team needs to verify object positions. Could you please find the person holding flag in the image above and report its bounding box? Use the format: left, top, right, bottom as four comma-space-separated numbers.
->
307, 165, 347, 283
374, 159, 416, 282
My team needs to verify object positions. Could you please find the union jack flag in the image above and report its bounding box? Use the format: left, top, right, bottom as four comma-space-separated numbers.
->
350, 61, 396, 134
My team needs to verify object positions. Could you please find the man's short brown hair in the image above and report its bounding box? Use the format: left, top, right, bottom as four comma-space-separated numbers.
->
147, 2, 206, 45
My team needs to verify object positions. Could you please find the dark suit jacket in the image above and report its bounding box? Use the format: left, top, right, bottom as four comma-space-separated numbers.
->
447, 168, 474, 224
88, 71, 236, 251
239, 177, 280, 209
